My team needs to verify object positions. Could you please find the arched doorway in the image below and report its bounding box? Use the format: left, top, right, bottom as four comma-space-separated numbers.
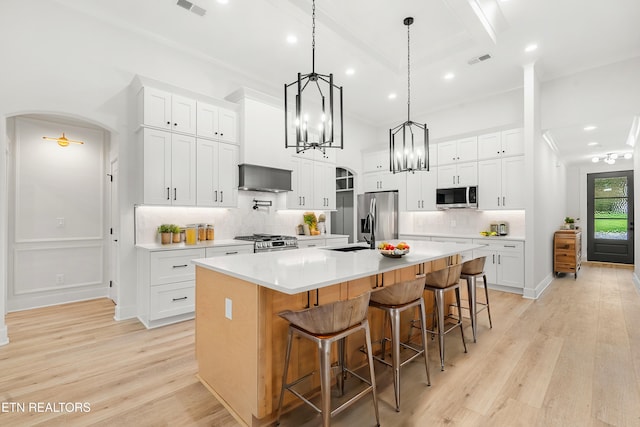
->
5, 113, 114, 311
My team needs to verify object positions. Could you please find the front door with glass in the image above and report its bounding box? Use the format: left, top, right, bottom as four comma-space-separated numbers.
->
587, 170, 634, 263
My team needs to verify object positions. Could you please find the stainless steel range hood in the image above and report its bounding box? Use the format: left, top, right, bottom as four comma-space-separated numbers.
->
238, 164, 292, 193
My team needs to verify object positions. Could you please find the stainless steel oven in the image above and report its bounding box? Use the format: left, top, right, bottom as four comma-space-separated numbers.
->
234, 234, 299, 253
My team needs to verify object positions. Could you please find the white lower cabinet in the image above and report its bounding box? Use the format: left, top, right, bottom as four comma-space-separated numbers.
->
472, 240, 524, 289
325, 236, 349, 246
298, 238, 325, 248
138, 244, 251, 328
205, 245, 253, 257
138, 248, 204, 328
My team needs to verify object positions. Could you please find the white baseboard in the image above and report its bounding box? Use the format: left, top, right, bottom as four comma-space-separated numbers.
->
523, 273, 554, 299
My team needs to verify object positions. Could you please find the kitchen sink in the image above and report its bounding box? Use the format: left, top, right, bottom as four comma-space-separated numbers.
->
327, 246, 372, 252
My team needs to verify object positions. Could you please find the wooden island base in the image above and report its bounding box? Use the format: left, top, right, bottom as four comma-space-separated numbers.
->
195, 255, 458, 426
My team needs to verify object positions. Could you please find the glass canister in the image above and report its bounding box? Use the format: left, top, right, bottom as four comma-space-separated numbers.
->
197, 223, 206, 242
185, 224, 197, 245
206, 224, 215, 240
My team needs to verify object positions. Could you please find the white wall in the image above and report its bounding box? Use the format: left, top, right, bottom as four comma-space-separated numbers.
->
7, 117, 107, 311
401, 210, 525, 237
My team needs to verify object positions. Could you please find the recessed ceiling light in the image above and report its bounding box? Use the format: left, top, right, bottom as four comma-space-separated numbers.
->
345, 68, 355, 76
524, 43, 538, 53
216, 0, 229, 4
587, 141, 599, 146
443, 72, 455, 80
286, 34, 297, 44
584, 125, 597, 131
388, 93, 397, 100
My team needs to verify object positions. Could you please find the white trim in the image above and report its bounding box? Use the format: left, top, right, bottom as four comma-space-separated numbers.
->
7, 291, 109, 313
523, 273, 554, 299
114, 304, 138, 321
0, 325, 8, 346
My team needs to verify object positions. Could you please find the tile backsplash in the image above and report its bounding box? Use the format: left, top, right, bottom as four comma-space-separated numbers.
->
401, 209, 525, 237
135, 191, 332, 244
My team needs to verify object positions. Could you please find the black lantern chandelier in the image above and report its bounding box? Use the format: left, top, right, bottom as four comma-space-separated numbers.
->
284, 0, 343, 154
390, 17, 429, 174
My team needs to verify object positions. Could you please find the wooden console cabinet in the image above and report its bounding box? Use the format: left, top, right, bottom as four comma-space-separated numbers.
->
554, 230, 581, 279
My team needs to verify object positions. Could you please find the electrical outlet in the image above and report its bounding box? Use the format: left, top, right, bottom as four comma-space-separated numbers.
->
56, 217, 65, 228
56, 274, 64, 285
225, 298, 232, 320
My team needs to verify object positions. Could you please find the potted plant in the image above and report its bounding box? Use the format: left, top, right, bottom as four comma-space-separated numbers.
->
158, 224, 172, 244
564, 217, 575, 230
170, 224, 181, 243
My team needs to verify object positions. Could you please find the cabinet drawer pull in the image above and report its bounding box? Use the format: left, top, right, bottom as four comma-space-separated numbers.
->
504, 245, 516, 248
220, 191, 224, 203
307, 244, 317, 247
225, 251, 238, 255
174, 188, 177, 201
172, 296, 188, 302
172, 264, 188, 268
167, 187, 170, 200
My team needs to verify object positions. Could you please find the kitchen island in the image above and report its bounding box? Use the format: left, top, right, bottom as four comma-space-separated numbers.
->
192, 240, 479, 426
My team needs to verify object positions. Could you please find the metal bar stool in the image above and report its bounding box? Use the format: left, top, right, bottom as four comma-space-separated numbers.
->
276, 292, 380, 427
460, 256, 493, 342
423, 263, 467, 371
368, 278, 431, 412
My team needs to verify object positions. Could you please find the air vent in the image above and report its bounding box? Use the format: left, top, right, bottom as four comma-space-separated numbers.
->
467, 54, 492, 65
176, 0, 206, 16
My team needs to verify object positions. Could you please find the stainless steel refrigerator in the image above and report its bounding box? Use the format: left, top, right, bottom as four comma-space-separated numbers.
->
357, 191, 399, 243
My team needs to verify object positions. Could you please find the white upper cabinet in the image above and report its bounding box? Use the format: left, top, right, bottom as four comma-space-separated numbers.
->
314, 161, 336, 210
478, 156, 525, 209
501, 128, 525, 157
196, 102, 238, 144
363, 150, 389, 173
142, 128, 196, 206
140, 87, 196, 135
287, 156, 315, 209
406, 168, 438, 211
437, 137, 477, 165
437, 162, 477, 187
478, 128, 524, 160
196, 140, 239, 207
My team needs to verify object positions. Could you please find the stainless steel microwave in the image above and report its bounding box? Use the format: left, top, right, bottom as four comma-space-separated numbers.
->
436, 186, 477, 209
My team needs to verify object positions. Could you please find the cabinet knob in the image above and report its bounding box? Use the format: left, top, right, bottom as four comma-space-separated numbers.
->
173, 123, 177, 126
166, 121, 170, 125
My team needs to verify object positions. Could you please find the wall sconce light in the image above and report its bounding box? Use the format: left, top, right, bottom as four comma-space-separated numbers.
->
42, 133, 84, 147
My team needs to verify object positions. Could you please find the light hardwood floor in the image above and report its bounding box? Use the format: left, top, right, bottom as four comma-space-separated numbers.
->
1, 264, 639, 426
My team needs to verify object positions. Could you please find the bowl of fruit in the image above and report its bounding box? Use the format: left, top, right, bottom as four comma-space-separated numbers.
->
377, 241, 410, 258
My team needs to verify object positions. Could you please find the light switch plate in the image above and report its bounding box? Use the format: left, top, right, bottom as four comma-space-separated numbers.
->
225, 298, 232, 320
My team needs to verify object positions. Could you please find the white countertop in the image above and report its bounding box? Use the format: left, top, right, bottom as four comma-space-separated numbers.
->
192, 240, 481, 295
136, 239, 254, 251
401, 232, 525, 242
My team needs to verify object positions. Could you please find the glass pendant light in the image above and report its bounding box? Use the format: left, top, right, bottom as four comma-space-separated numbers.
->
284, 0, 343, 154
390, 17, 429, 174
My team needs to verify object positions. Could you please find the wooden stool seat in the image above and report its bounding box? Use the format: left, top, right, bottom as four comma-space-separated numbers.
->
369, 278, 431, 412
276, 292, 380, 427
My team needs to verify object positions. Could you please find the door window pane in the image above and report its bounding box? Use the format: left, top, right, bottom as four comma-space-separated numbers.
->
593, 177, 628, 240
